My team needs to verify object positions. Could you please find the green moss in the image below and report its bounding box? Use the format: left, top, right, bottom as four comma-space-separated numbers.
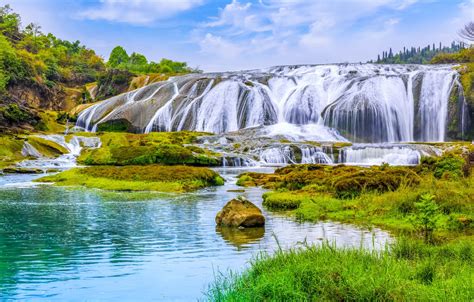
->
96, 119, 133, 132
27, 136, 68, 157
0, 135, 26, 168
78, 131, 220, 166
37, 165, 225, 192
36, 111, 67, 133
262, 191, 305, 210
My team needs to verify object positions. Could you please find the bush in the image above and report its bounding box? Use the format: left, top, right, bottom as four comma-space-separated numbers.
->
0, 103, 31, 123
434, 155, 464, 179
410, 194, 439, 243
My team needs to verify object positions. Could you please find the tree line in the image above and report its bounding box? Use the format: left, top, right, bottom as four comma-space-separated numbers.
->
372, 41, 468, 64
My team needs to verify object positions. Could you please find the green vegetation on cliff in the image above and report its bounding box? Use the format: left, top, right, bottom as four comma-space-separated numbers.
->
0, 5, 196, 132
37, 165, 224, 192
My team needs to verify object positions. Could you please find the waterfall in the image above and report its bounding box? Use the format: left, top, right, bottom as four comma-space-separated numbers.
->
340, 145, 422, 165
75, 64, 462, 144
259, 146, 295, 164
17, 135, 101, 170
300, 147, 333, 164
259, 145, 333, 165
417, 70, 457, 141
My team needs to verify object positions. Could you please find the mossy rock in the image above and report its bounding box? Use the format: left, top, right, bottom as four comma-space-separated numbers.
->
27, 136, 68, 157
37, 165, 225, 192
216, 196, 265, 227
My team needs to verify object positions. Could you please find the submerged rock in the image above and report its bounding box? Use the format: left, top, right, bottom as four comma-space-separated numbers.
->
216, 196, 265, 227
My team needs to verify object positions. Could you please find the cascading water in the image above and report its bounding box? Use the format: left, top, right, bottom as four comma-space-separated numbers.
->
17, 135, 101, 170
340, 144, 423, 165
76, 64, 462, 144
258, 145, 333, 165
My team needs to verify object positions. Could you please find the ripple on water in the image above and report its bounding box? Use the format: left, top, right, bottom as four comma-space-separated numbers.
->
0, 169, 392, 300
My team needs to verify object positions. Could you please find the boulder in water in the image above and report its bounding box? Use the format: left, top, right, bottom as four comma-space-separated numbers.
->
216, 196, 265, 227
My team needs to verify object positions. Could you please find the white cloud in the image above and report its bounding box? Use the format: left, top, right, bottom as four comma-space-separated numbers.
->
195, 0, 419, 67
199, 33, 243, 58
79, 0, 204, 25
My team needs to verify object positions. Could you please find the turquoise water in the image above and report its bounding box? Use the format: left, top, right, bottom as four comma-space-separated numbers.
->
0, 168, 391, 301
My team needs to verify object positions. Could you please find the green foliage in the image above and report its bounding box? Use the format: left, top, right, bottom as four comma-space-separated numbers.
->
107, 46, 129, 68
433, 155, 464, 179
95, 69, 134, 100
373, 41, 467, 64
207, 240, 473, 301
106, 46, 194, 75
0, 103, 30, 123
37, 165, 224, 192
431, 47, 474, 64
410, 194, 440, 243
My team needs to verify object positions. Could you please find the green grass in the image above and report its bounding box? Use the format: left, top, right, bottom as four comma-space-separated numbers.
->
207, 239, 473, 301
36, 165, 225, 192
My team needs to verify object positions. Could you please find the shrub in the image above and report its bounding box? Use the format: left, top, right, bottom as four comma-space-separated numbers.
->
410, 193, 440, 243
433, 155, 464, 179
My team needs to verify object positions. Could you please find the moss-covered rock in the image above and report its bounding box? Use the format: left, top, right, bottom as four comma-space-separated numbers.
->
37, 165, 225, 192
27, 136, 68, 157
77, 131, 220, 166
216, 196, 265, 227
0, 135, 26, 168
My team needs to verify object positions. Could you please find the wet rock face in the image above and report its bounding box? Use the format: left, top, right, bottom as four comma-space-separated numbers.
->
216, 196, 265, 228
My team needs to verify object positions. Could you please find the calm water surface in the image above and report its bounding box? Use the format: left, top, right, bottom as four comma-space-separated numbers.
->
0, 168, 391, 301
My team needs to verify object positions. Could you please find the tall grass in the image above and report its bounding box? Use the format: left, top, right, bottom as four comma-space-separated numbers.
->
206, 239, 473, 301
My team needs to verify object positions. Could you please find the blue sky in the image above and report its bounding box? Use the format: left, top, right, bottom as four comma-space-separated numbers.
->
3, 0, 473, 71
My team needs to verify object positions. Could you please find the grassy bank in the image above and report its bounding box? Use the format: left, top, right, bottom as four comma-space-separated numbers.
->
208, 239, 473, 301
37, 165, 224, 192
209, 149, 474, 301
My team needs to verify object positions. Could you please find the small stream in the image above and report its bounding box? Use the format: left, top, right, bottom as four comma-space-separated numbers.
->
0, 167, 391, 301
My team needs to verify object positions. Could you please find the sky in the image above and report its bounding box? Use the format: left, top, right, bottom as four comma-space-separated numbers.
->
2, 0, 473, 72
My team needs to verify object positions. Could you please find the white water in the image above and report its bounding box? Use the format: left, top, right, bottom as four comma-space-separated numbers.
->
340, 145, 423, 165
17, 135, 101, 170
258, 145, 333, 165
76, 64, 461, 144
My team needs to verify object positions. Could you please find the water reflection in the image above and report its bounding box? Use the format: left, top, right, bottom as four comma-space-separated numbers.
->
216, 226, 265, 250
0, 168, 392, 300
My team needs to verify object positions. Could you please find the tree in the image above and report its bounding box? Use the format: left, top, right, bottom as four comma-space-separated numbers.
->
108, 46, 129, 68
459, 22, 474, 42
129, 52, 147, 66
0, 5, 21, 41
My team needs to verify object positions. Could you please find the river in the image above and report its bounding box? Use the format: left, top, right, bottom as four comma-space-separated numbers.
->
0, 168, 391, 301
